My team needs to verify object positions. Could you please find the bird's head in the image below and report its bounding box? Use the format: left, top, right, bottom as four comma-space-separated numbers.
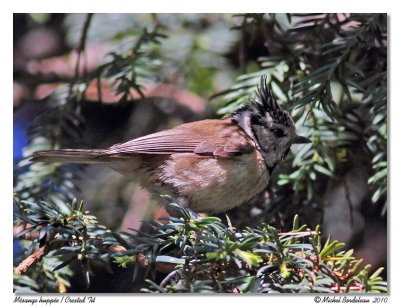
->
232, 76, 311, 169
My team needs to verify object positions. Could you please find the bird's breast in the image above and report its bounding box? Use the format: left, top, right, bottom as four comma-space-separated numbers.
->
159, 151, 268, 213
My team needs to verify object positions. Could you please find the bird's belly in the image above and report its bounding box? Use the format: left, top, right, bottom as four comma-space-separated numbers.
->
160, 152, 268, 213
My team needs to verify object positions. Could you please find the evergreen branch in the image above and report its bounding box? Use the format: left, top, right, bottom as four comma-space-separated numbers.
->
215, 13, 387, 212
113, 200, 385, 293
14, 197, 387, 293
89, 22, 166, 102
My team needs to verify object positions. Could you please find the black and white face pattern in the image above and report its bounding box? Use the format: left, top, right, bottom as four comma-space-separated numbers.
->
232, 76, 298, 168
251, 112, 295, 163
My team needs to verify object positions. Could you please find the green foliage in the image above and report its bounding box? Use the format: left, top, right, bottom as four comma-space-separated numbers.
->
13, 196, 118, 292
14, 87, 86, 206
14, 197, 387, 293
134, 200, 385, 293
369, 154, 387, 215
155, 14, 238, 96
13, 256, 74, 293
14, 17, 164, 205
13, 16, 167, 293
215, 13, 387, 213
92, 24, 166, 102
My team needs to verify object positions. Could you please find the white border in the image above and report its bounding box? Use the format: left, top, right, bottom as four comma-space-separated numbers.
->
3, 1, 399, 305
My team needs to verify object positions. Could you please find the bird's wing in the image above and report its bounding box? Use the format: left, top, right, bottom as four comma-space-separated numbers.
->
104, 119, 255, 158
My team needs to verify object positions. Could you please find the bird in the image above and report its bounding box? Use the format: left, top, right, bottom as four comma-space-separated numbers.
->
31, 76, 310, 214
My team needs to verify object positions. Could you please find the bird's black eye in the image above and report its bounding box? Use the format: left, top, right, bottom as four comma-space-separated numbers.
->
272, 128, 285, 138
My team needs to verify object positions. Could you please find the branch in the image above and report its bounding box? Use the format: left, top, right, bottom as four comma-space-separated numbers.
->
74, 13, 94, 81
15, 244, 54, 275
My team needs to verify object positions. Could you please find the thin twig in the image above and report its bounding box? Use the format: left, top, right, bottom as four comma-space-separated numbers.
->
343, 173, 354, 227
73, 13, 94, 82
150, 13, 160, 30
279, 231, 316, 236
15, 245, 52, 275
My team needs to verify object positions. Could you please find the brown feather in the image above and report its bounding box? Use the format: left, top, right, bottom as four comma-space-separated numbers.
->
104, 119, 255, 158
31, 149, 109, 163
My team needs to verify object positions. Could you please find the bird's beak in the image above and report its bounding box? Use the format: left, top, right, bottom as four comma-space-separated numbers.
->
293, 135, 311, 144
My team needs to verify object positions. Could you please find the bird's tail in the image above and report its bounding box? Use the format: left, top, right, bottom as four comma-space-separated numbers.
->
30, 149, 110, 164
